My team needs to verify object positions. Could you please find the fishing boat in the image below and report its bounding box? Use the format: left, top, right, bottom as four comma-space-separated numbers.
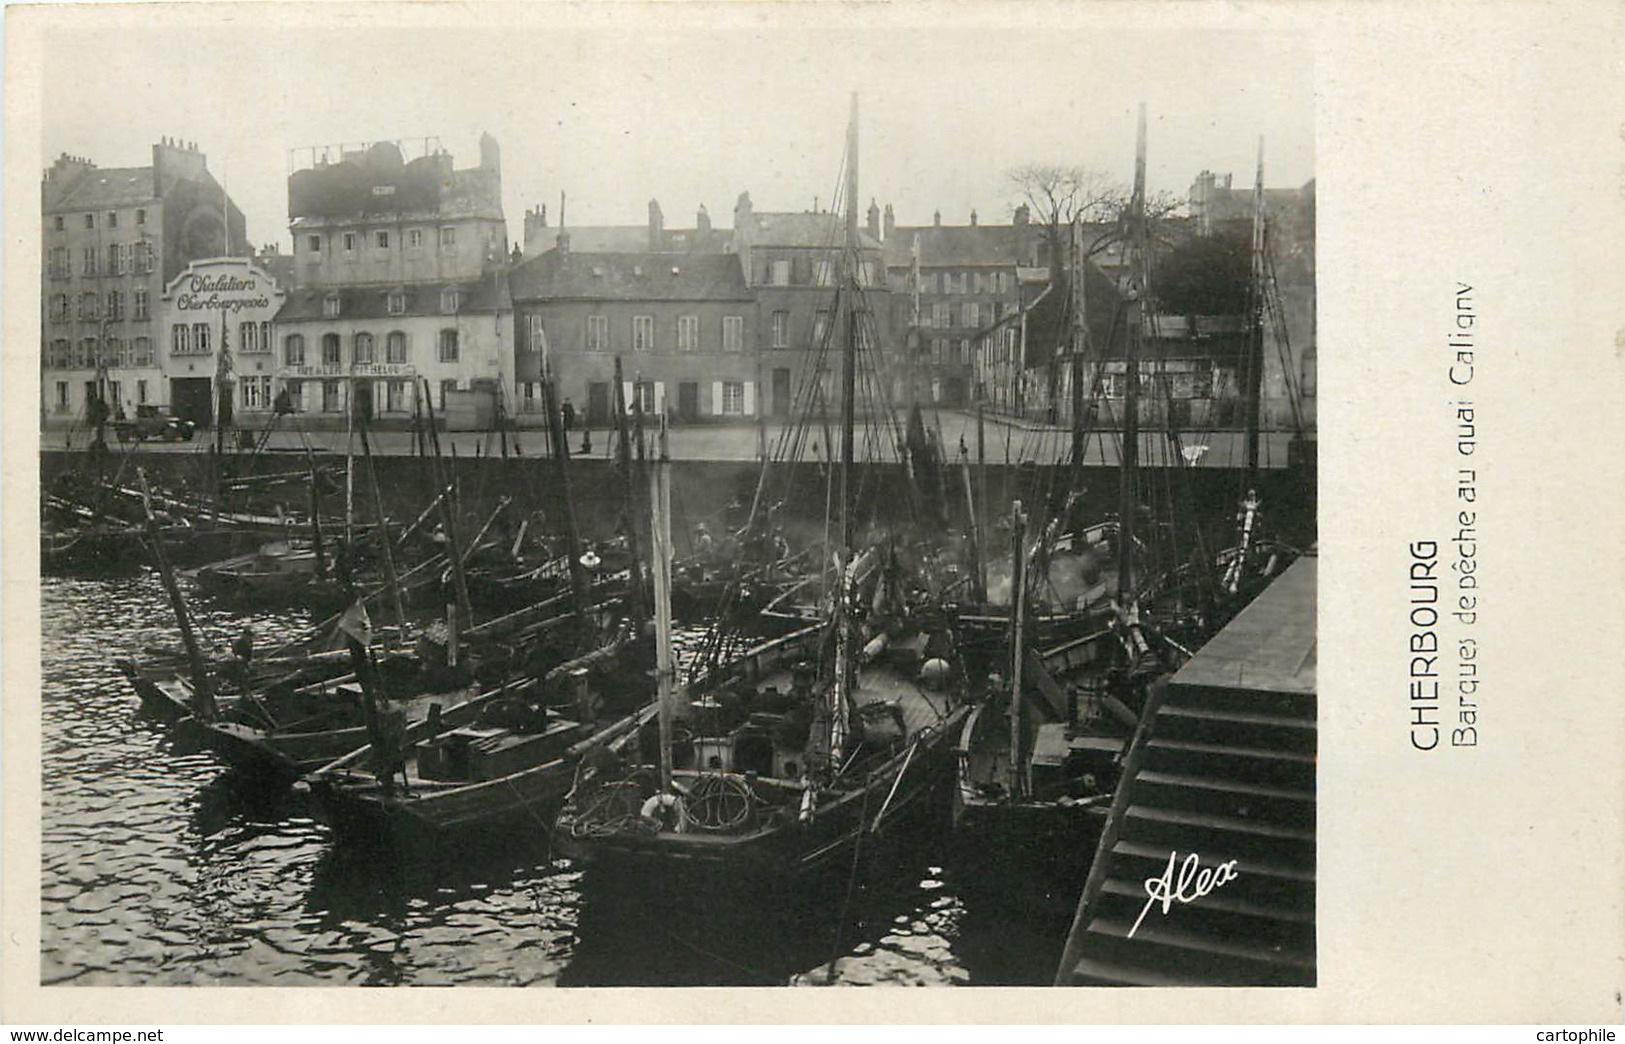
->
554, 97, 972, 889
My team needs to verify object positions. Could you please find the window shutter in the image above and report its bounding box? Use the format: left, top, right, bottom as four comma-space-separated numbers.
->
742, 381, 756, 417
711, 381, 724, 417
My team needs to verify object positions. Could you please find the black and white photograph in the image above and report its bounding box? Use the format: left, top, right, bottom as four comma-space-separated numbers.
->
3, 0, 1620, 1026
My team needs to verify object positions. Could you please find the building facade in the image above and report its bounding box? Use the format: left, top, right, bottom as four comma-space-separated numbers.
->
274, 135, 513, 428
160, 256, 287, 430
510, 240, 757, 427
878, 204, 1041, 408
41, 138, 249, 428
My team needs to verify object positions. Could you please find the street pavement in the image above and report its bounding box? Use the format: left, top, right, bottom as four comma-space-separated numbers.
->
39, 409, 1305, 470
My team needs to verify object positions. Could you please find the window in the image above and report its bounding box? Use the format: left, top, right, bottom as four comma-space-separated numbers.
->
438, 328, 459, 362
440, 289, 460, 314
107, 211, 119, 229
388, 291, 406, 315
342, 232, 358, 256
814, 260, 835, 286
136, 209, 146, 226
75, 338, 96, 369
770, 259, 791, 286
771, 310, 790, 348
284, 334, 306, 366
813, 309, 832, 345
676, 315, 698, 352
322, 380, 341, 412
106, 290, 124, 320
48, 247, 69, 279
78, 292, 99, 322
81, 247, 98, 277
323, 294, 341, 318
260, 322, 271, 350
633, 315, 654, 352
322, 333, 341, 366
49, 294, 69, 322
47, 339, 70, 368
135, 242, 153, 273
859, 261, 876, 287
958, 339, 973, 366
133, 289, 149, 320
133, 337, 153, 367
354, 332, 375, 365
972, 272, 985, 294
193, 323, 210, 353
963, 302, 980, 328
239, 321, 256, 353
55, 382, 69, 412
993, 271, 1008, 294
240, 376, 271, 410
375, 231, 390, 250
440, 379, 458, 407
386, 331, 407, 364
84, 213, 95, 230
386, 380, 409, 412
722, 315, 743, 353
439, 226, 457, 252
307, 234, 321, 254
54, 216, 65, 232
721, 381, 745, 415
586, 315, 608, 352
283, 380, 303, 412
406, 229, 423, 253
108, 243, 123, 275
137, 379, 148, 404
932, 302, 951, 329
527, 315, 546, 355
1300, 348, 1317, 397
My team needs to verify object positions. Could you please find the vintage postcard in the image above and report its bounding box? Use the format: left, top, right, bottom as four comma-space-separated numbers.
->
2, 0, 1621, 1026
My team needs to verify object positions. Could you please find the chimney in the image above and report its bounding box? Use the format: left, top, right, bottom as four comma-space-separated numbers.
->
480, 132, 501, 171
970, 209, 978, 227
866, 198, 880, 241
733, 191, 755, 284
1013, 203, 1030, 226
696, 203, 711, 234
648, 198, 665, 251
883, 203, 895, 240
556, 229, 571, 260
933, 210, 942, 228
523, 206, 550, 255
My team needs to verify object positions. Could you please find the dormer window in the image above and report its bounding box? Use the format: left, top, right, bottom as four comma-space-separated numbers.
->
323, 293, 341, 318
440, 289, 460, 314
388, 291, 407, 315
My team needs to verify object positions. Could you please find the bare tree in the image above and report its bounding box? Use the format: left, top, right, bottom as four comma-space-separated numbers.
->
1006, 163, 1185, 276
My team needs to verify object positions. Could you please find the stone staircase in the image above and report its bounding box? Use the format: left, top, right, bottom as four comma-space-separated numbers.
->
1056, 555, 1317, 987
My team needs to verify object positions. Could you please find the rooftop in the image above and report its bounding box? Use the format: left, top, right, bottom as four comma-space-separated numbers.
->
510, 249, 751, 303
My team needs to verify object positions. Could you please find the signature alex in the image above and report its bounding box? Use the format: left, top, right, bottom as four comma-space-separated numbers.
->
1127, 850, 1239, 938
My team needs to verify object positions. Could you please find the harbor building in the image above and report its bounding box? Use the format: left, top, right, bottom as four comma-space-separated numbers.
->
878, 204, 1042, 409
509, 238, 757, 427
273, 136, 514, 429
159, 256, 287, 434
41, 139, 250, 430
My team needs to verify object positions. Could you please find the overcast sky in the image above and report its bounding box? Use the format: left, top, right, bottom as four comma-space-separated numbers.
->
40, 12, 1313, 249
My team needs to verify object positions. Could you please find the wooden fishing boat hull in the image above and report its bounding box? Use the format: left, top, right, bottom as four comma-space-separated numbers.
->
309, 694, 660, 849
41, 530, 147, 578
553, 707, 967, 887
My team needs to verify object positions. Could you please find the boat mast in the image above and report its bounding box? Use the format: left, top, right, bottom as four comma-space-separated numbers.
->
611, 355, 649, 631
1068, 218, 1087, 471
1007, 499, 1028, 800
650, 418, 676, 793
1117, 103, 1148, 604
541, 374, 594, 640
839, 92, 860, 555
1244, 136, 1266, 483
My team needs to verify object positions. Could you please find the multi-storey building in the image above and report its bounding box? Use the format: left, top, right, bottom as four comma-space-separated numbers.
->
159, 256, 287, 433
41, 138, 249, 427
510, 236, 757, 427
877, 204, 1042, 408
273, 136, 513, 428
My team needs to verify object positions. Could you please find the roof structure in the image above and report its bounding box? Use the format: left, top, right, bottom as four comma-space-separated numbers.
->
45, 167, 156, 211
508, 249, 750, 303
882, 223, 1042, 269
750, 211, 882, 251
274, 274, 511, 322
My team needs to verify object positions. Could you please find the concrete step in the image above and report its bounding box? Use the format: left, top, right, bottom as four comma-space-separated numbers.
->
1094, 875, 1316, 952
1154, 704, 1317, 755
1107, 838, 1316, 911
1132, 769, 1316, 829
1079, 914, 1317, 987
1119, 805, 1316, 868
1062, 955, 1211, 988
1143, 737, 1316, 789
1163, 682, 1316, 720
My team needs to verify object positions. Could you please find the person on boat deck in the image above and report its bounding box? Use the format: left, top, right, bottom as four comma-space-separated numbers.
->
232, 626, 254, 664
694, 521, 714, 558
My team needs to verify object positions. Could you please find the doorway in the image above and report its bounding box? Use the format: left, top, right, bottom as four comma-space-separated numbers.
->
772, 367, 792, 418
677, 382, 699, 423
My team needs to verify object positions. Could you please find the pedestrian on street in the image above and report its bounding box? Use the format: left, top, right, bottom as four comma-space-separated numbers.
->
562, 399, 576, 432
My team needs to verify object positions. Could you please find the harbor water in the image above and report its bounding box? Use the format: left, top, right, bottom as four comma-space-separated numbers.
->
40, 573, 1071, 987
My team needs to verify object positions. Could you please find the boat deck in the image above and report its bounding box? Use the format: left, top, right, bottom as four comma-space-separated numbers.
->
755, 659, 956, 737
